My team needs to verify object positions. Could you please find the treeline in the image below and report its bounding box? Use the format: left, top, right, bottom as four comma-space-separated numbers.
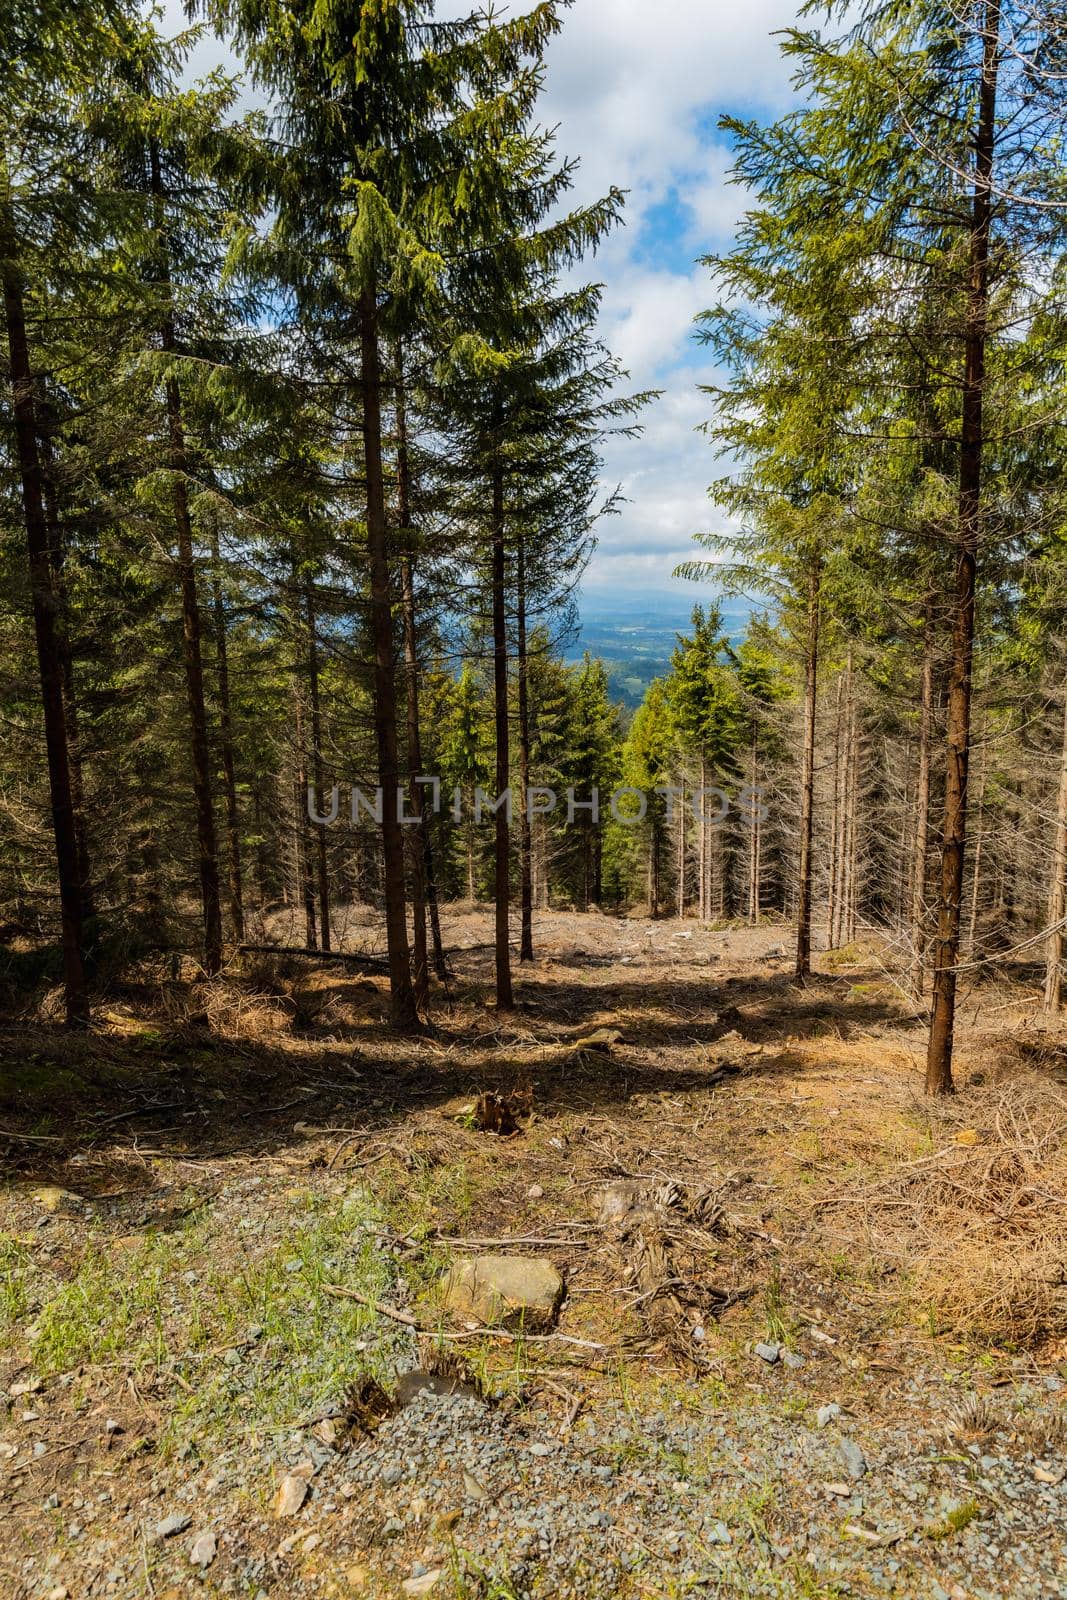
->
1, 0, 649, 1028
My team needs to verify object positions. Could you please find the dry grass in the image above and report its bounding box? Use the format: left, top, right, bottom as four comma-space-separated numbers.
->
826, 1074, 1067, 1348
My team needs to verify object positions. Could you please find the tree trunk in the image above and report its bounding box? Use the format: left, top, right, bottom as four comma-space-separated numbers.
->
360, 285, 416, 1027
490, 459, 514, 1009
516, 530, 534, 961
966, 713, 988, 956
842, 653, 858, 945
749, 722, 760, 925
305, 576, 330, 952
149, 139, 223, 977
927, 1, 1000, 1095
1, 192, 89, 1024
676, 773, 686, 919
698, 755, 707, 920
910, 598, 935, 996
210, 524, 245, 944
829, 672, 844, 948
292, 680, 317, 951
1044, 681, 1067, 1011
394, 356, 427, 1007
795, 557, 821, 981
39, 414, 96, 935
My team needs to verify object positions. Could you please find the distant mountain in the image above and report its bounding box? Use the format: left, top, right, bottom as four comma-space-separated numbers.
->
565, 589, 752, 710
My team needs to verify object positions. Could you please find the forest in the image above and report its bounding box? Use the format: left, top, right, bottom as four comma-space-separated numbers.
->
2, 3, 1067, 1599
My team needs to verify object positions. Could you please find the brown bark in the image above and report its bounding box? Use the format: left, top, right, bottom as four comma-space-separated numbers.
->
149, 139, 223, 976
394, 358, 427, 1007
910, 598, 935, 995
39, 414, 95, 933
360, 285, 416, 1027
795, 557, 821, 981
209, 525, 245, 943
394, 357, 446, 984
1044, 682, 1067, 1012
748, 724, 761, 925
828, 673, 845, 948
304, 578, 331, 953
490, 459, 514, 1009
966, 714, 988, 956
516, 530, 534, 961
292, 678, 317, 951
676, 774, 686, 920
927, 1, 1000, 1095
1, 191, 89, 1024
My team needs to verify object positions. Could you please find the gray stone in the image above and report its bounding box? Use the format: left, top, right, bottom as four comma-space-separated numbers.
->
189, 1530, 217, 1569
839, 1438, 867, 1480
817, 1404, 841, 1428
755, 1342, 781, 1364
154, 1513, 192, 1541
440, 1256, 564, 1331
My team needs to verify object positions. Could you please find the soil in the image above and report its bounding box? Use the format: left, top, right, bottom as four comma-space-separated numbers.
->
1, 911, 1064, 1600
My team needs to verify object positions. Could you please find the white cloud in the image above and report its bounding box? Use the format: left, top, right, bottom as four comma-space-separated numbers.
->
159, 0, 799, 602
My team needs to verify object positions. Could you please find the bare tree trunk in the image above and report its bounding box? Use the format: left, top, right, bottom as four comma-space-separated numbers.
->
910, 598, 935, 995
676, 772, 686, 919
149, 139, 223, 976
516, 530, 534, 961
966, 714, 988, 956
840, 653, 858, 946
698, 755, 707, 920
292, 681, 317, 951
394, 356, 427, 1006
1044, 682, 1067, 1011
210, 524, 245, 943
927, 1, 999, 1095
39, 416, 95, 935
795, 558, 821, 981
305, 577, 330, 953
360, 285, 416, 1028
829, 672, 844, 948
490, 459, 514, 1009
1, 189, 89, 1024
749, 723, 761, 925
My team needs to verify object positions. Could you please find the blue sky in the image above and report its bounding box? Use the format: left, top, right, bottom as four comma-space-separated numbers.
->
164, 0, 803, 603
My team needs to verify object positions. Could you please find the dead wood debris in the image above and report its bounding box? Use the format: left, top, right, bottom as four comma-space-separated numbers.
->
595, 1177, 749, 1368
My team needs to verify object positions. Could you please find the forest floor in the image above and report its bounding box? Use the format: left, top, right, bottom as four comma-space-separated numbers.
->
1, 911, 1066, 1600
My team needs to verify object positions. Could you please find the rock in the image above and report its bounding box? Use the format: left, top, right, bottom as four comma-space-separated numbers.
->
755, 1342, 781, 1364
782, 1350, 806, 1370
462, 1471, 489, 1500
816, 1403, 841, 1428
401, 1573, 442, 1596
8, 1376, 42, 1398
189, 1530, 217, 1569
31, 1187, 82, 1215
273, 1474, 309, 1518
154, 1512, 192, 1540
440, 1255, 564, 1332
839, 1438, 867, 1480
526, 1184, 544, 1200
